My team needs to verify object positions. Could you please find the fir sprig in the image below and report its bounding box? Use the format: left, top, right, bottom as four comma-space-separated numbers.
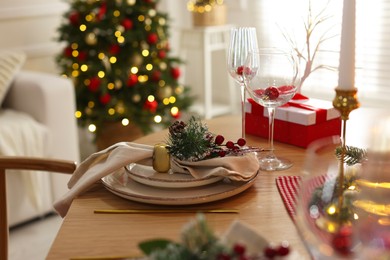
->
166, 116, 257, 162
167, 117, 214, 161
335, 145, 367, 166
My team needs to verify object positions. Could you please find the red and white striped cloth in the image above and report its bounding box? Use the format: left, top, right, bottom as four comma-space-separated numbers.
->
275, 176, 301, 221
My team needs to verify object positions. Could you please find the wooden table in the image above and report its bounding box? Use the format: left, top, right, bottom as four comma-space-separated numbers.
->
47, 109, 386, 259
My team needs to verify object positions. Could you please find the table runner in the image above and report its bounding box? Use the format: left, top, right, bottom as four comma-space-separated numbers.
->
275, 176, 301, 221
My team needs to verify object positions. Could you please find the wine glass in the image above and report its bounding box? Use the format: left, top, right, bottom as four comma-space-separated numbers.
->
227, 27, 259, 139
243, 48, 299, 171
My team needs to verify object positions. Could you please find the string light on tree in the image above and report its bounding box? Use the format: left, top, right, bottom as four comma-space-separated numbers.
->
56, 0, 193, 136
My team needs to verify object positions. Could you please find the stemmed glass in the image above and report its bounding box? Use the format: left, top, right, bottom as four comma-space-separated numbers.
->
227, 27, 259, 138
243, 49, 299, 171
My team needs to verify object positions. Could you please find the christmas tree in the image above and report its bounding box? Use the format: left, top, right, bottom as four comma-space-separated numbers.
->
56, 0, 193, 136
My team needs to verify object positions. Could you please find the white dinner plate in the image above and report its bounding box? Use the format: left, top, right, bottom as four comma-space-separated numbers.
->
101, 168, 258, 206
125, 163, 224, 188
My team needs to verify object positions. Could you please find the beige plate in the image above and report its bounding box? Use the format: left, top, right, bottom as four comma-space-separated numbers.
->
125, 163, 224, 189
101, 167, 258, 206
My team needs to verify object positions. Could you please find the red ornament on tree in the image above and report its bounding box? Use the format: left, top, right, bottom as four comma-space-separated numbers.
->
121, 18, 133, 30
109, 44, 121, 55
172, 110, 181, 119
158, 50, 166, 59
78, 51, 88, 61
69, 12, 80, 25
170, 67, 181, 79
151, 70, 161, 82
64, 46, 73, 57
96, 2, 107, 21
88, 77, 101, 92
127, 74, 138, 87
147, 33, 158, 45
99, 93, 111, 105
144, 100, 158, 113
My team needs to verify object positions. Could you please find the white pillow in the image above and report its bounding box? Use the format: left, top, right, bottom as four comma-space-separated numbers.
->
0, 50, 26, 104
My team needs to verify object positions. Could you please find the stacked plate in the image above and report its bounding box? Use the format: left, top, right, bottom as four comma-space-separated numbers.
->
101, 163, 258, 205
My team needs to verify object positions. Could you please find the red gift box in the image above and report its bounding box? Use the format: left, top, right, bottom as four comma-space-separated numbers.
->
245, 94, 342, 148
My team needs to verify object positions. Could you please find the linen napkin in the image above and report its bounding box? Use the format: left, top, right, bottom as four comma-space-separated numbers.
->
53, 142, 260, 217
171, 152, 259, 182
54, 142, 153, 217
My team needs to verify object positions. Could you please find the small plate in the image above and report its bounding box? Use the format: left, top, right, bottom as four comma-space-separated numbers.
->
125, 163, 224, 188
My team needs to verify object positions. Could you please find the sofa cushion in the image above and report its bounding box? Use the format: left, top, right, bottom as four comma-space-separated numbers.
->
0, 50, 26, 105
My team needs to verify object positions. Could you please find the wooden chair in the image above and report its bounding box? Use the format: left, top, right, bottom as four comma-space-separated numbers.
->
0, 156, 76, 260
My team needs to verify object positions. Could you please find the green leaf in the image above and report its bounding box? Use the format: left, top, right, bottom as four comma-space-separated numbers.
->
139, 239, 174, 255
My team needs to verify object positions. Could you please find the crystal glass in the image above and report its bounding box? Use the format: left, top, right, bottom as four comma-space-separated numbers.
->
353, 117, 390, 259
295, 131, 390, 259
243, 49, 298, 171
294, 136, 360, 259
227, 27, 258, 139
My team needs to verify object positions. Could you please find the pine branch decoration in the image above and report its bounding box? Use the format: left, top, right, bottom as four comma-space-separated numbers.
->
167, 116, 214, 161
335, 145, 367, 166
166, 116, 256, 162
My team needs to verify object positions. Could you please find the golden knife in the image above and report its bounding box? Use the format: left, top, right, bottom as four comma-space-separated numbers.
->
94, 209, 239, 214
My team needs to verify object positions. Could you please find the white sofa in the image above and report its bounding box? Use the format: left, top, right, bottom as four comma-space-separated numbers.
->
1, 70, 80, 227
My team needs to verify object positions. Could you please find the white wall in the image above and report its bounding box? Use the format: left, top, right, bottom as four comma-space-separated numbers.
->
0, 0, 68, 74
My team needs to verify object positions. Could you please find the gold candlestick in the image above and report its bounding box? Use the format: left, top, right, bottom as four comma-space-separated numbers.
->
332, 88, 360, 120
332, 88, 360, 223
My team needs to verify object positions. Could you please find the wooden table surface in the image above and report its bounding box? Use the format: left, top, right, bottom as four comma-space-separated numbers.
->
47, 109, 386, 260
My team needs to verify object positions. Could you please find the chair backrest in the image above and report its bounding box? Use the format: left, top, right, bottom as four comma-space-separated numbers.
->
0, 156, 76, 260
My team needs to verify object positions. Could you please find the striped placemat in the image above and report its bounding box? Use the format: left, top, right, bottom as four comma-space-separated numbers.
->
275, 176, 301, 221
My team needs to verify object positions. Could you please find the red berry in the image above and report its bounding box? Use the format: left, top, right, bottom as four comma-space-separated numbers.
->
215, 135, 225, 145
264, 86, 279, 100
216, 253, 231, 260
237, 138, 246, 147
218, 150, 226, 157
226, 141, 234, 149
236, 66, 244, 75
264, 245, 277, 258
233, 243, 246, 255
276, 241, 290, 256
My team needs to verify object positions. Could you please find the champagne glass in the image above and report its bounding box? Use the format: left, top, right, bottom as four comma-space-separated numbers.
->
227, 27, 259, 139
243, 49, 299, 171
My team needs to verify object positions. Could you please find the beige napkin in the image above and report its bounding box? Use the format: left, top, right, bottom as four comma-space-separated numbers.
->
53, 142, 260, 217
54, 142, 153, 217
171, 153, 259, 182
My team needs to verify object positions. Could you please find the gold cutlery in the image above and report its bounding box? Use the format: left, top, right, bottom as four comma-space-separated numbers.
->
70, 256, 142, 260
94, 209, 239, 214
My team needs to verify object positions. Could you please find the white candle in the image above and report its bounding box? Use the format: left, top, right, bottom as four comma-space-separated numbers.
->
337, 0, 356, 90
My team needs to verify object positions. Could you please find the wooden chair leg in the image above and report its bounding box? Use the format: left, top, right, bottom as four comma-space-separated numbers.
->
0, 170, 8, 260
